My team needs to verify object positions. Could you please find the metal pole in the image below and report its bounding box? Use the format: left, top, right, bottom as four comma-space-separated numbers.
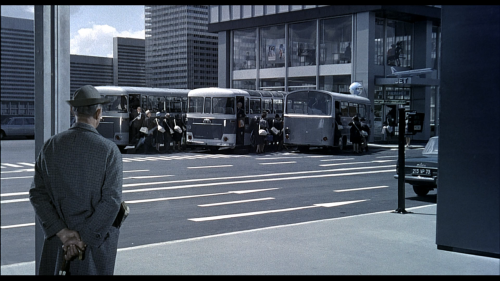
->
395, 107, 408, 213
34, 5, 70, 274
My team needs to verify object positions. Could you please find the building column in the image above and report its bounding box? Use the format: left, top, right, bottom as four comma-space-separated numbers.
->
218, 30, 231, 88
34, 5, 70, 274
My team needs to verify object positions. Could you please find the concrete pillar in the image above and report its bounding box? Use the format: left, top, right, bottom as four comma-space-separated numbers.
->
34, 5, 70, 274
218, 30, 231, 88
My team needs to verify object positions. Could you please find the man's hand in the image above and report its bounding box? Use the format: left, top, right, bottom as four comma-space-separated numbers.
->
56, 228, 86, 261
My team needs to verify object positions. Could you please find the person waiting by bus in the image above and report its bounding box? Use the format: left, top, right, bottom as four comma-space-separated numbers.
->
255, 111, 269, 154
142, 110, 156, 154
334, 112, 342, 146
271, 114, 283, 152
153, 112, 164, 153
236, 101, 245, 145
129, 106, 143, 144
360, 117, 371, 152
349, 115, 362, 154
161, 113, 173, 153
172, 114, 184, 152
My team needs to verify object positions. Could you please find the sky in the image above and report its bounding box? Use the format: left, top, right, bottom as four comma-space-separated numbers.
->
1, 5, 145, 57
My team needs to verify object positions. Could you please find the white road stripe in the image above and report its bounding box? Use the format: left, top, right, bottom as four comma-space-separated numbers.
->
1, 198, 30, 204
123, 164, 395, 188
189, 199, 368, 222
198, 197, 275, 207
319, 160, 394, 167
320, 158, 355, 161
126, 188, 277, 204
2, 163, 23, 168
1, 223, 35, 229
187, 165, 233, 169
17, 162, 35, 167
334, 186, 389, 192
123, 169, 395, 194
259, 161, 296, 165
1, 176, 33, 180
123, 175, 174, 180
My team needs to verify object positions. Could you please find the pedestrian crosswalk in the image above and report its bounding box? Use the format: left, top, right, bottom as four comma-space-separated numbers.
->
1, 153, 252, 169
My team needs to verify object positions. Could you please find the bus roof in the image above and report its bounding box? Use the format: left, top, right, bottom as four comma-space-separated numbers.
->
287, 89, 370, 104
94, 86, 190, 95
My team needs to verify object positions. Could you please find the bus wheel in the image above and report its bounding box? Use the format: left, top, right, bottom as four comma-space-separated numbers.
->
338, 136, 344, 151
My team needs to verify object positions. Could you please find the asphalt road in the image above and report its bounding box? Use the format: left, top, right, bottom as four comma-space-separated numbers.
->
1, 139, 434, 266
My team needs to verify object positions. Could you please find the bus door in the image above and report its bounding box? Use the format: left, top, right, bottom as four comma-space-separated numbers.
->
236, 95, 246, 145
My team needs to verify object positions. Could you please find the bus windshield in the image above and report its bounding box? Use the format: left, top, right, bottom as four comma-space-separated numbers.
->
188, 97, 204, 113
212, 97, 235, 114
103, 95, 128, 113
286, 91, 332, 115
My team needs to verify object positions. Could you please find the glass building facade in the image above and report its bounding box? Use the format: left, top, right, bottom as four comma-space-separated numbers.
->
209, 5, 441, 142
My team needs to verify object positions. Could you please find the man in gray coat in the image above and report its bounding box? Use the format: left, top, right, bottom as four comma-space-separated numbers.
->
29, 85, 123, 275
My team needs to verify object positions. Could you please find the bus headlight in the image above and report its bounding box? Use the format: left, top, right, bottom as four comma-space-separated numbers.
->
223, 136, 228, 142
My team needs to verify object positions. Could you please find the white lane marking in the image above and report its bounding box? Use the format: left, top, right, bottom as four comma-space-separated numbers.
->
1, 168, 34, 174
125, 188, 278, 204
334, 186, 389, 192
376, 155, 398, 158
319, 160, 394, 167
1, 198, 30, 204
123, 175, 174, 180
1, 176, 33, 180
123, 165, 395, 188
123, 170, 150, 173
1, 192, 29, 197
2, 163, 23, 168
258, 161, 296, 165
187, 165, 233, 169
198, 197, 275, 207
123, 169, 395, 194
320, 158, 355, 161
189, 199, 369, 222
1, 223, 35, 229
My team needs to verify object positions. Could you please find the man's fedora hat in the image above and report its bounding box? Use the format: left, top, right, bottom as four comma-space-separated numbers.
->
67, 85, 110, 107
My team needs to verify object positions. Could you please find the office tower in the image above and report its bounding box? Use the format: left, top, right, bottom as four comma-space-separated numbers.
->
145, 5, 218, 89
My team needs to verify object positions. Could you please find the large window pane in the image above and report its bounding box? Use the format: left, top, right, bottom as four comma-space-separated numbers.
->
320, 16, 352, 65
319, 75, 351, 94
212, 97, 235, 114
233, 79, 256, 89
260, 78, 284, 91
374, 18, 385, 65
289, 20, 317, 66
260, 25, 286, 69
288, 76, 316, 92
386, 20, 412, 67
286, 91, 332, 115
233, 28, 257, 70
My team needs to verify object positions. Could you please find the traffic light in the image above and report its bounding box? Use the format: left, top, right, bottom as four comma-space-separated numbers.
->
406, 111, 424, 134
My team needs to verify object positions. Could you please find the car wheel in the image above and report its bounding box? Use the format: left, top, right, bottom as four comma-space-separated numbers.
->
413, 185, 430, 196
0, 131, 5, 140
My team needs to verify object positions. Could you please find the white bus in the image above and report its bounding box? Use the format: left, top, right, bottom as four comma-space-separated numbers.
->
283, 89, 371, 152
186, 87, 286, 151
94, 86, 190, 152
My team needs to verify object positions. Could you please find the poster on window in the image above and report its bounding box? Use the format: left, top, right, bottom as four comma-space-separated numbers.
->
266, 39, 285, 63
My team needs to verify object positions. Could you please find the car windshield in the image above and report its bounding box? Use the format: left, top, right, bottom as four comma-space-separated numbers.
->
422, 137, 438, 155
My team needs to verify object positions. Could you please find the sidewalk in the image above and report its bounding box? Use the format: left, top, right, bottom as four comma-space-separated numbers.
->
3, 204, 499, 275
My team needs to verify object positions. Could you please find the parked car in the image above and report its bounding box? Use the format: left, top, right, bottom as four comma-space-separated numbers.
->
0, 117, 35, 140
394, 136, 438, 196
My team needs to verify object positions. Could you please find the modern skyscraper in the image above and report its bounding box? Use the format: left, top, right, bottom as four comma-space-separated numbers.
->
145, 5, 218, 89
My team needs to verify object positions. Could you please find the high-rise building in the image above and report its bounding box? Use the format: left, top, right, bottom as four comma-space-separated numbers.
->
113, 37, 146, 87
145, 5, 218, 89
1, 16, 146, 120
1, 16, 35, 118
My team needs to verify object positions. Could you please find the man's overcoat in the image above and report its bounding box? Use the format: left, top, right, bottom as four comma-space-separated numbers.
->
29, 122, 123, 275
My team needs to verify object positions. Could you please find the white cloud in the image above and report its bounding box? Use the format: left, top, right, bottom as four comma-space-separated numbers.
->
70, 24, 145, 57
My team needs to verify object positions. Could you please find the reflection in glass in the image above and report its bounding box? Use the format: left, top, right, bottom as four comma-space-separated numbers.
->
319, 16, 352, 65
289, 21, 317, 66
233, 28, 257, 70
260, 25, 285, 69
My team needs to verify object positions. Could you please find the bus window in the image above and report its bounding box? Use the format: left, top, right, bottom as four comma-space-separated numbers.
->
263, 99, 272, 114
348, 103, 358, 117
188, 97, 204, 113
274, 99, 284, 114
103, 95, 128, 113
204, 97, 211, 114
181, 97, 188, 113
358, 104, 366, 118
212, 97, 235, 114
141, 96, 148, 110
341, 102, 349, 116
250, 98, 261, 114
